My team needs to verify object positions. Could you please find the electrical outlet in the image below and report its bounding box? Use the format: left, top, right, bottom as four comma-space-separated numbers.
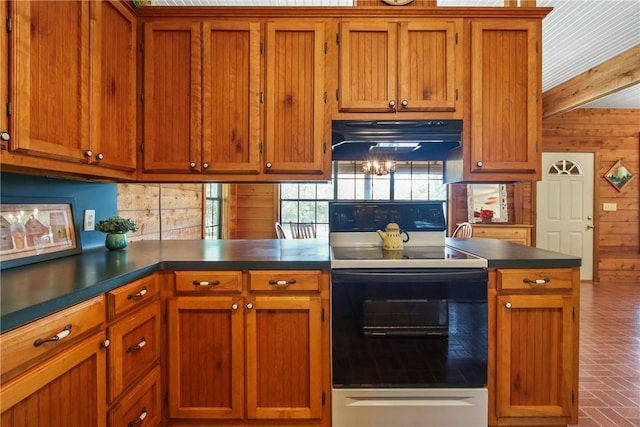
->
83, 210, 96, 231
603, 203, 617, 212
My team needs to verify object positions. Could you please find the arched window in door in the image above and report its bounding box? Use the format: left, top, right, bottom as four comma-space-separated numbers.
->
548, 159, 583, 175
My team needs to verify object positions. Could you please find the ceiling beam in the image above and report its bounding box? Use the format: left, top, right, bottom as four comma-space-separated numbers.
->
542, 45, 640, 119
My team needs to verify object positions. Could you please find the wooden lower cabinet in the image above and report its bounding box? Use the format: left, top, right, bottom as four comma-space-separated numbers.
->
489, 267, 579, 427
167, 270, 328, 426
0, 331, 108, 427
471, 224, 533, 246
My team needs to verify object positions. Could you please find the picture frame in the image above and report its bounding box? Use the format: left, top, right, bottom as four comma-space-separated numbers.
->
467, 184, 509, 223
603, 159, 634, 192
0, 197, 82, 269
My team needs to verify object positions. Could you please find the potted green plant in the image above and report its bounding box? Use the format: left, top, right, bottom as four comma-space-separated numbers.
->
95, 215, 139, 250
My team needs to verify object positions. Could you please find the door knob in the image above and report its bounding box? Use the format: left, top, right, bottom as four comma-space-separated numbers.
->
587, 224, 595, 229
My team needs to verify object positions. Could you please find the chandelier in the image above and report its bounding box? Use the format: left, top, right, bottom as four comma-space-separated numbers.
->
362, 160, 395, 176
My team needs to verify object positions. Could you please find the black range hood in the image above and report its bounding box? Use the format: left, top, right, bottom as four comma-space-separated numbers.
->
331, 119, 462, 161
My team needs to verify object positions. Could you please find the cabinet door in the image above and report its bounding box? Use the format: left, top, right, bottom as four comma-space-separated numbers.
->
202, 21, 261, 175
496, 294, 576, 420
142, 22, 202, 173
91, 0, 136, 172
264, 21, 327, 175
10, 1, 91, 162
245, 296, 323, 420
0, 332, 107, 427
469, 20, 540, 178
398, 19, 460, 112
338, 21, 397, 112
167, 297, 244, 419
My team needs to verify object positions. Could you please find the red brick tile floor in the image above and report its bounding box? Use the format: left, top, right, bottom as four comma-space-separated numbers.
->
568, 280, 640, 427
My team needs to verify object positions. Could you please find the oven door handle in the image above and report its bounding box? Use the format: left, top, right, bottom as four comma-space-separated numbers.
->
331, 268, 487, 284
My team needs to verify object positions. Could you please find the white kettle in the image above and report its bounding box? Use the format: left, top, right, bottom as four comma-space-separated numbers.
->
377, 223, 410, 251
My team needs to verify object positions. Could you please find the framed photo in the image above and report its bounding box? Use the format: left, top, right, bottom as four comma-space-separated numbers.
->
0, 197, 82, 269
604, 160, 634, 192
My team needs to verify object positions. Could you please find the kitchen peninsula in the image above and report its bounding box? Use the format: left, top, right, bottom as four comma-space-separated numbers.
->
1, 238, 580, 427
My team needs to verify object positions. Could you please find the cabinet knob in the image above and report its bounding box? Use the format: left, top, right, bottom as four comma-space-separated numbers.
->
388, 100, 396, 108
476, 161, 483, 168
101, 339, 111, 348
189, 162, 196, 168
246, 302, 253, 310
0, 131, 10, 141
202, 163, 209, 169
231, 303, 238, 310
266, 162, 272, 169
505, 302, 512, 309
96, 153, 104, 160
85, 150, 93, 158
401, 99, 408, 107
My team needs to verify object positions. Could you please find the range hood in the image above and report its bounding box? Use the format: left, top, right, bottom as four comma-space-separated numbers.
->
332, 120, 462, 161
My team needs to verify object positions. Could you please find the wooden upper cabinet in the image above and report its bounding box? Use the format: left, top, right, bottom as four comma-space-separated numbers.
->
92, 1, 136, 172
9, 1, 136, 173
338, 19, 461, 114
10, 1, 91, 162
468, 19, 540, 180
142, 21, 202, 173
202, 21, 261, 175
263, 21, 327, 176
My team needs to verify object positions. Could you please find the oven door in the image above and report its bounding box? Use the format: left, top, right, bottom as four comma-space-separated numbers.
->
331, 268, 488, 389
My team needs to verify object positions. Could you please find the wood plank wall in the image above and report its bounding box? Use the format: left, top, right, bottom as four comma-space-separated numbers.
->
117, 183, 203, 241
542, 109, 639, 283
227, 184, 279, 239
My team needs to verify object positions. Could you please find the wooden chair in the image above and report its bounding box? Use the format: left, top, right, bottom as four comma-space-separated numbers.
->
275, 222, 287, 239
452, 222, 473, 238
288, 222, 316, 239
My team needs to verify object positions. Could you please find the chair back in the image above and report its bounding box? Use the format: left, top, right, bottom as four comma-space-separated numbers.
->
289, 222, 316, 239
275, 222, 286, 239
452, 222, 473, 238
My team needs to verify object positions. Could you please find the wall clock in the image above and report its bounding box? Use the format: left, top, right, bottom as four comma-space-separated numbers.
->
381, 0, 415, 5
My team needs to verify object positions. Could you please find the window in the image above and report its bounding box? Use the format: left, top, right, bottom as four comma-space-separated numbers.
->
280, 161, 446, 237
204, 183, 221, 239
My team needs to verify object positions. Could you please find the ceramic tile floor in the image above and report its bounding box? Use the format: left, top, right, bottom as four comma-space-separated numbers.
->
568, 280, 640, 427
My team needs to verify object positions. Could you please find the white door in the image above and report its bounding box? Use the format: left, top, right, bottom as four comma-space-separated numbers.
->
537, 153, 594, 280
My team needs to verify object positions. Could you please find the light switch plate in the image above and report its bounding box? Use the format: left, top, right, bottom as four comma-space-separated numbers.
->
603, 203, 617, 211
83, 210, 96, 231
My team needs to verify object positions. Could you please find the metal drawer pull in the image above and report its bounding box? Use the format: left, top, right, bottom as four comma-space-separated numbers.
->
126, 337, 147, 353
192, 280, 221, 287
127, 407, 147, 427
268, 279, 297, 286
34, 324, 72, 347
523, 278, 550, 285
127, 286, 148, 299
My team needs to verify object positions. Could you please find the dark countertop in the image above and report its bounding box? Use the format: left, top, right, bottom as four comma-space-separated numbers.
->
1, 237, 580, 333
0, 239, 331, 333
447, 237, 582, 269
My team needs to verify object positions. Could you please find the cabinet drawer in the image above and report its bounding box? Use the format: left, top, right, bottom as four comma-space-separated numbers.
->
1, 295, 104, 379
107, 274, 159, 321
175, 271, 242, 293
109, 366, 162, 427
497, 268, 574, 291
107, 300, 161, 402
248, 270, 320, 292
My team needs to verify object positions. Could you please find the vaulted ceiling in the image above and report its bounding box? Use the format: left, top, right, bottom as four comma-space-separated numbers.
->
153, 0, 640, 113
